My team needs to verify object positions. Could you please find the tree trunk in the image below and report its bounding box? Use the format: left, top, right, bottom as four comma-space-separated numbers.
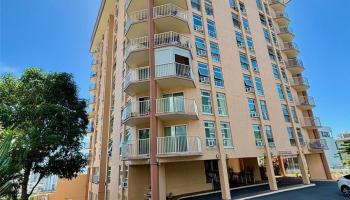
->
21, 165, 31, 200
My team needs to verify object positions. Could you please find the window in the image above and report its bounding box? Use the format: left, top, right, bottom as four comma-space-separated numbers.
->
248, 98, 258, 118
107, 167, 111, 183
260, 100, 269, 120
268, 18, 273, 29
259, 14, 266, 26
281, 104, 291, 122
198, 62, 210, 84
286, 86, 293, 101
272, 64, 280, 80
235, 32, 244, 48
253, 125, 263, 147
281, 68, 288, 83
251, 57, 259, 72
205, 0, 214, 16
265, 125, 275, 147
255, 77, 264, 96
263, 28, 270, 43
247, 36, 254, 53
287, 127, 296, 146
204, 121, 216, 147
240, 53, 249, 70
108, 139, 113, 157
210, 42, 220, 62
256, 0, 262, 10
239, 2, 247, 15
216, 93, 228, 116
243, 18, 250, 33
296, 128, 304, 145
195, 37, 207, 57
201, 90, 212, 114
213, 66, 224, 87
268, 47, 276, 59
243, 74, 254, 92
271, 32, 277, 45
291, 106, 298, 123
193, 14, 204, 33
229, 0, 236, 9
221, 122, 233, 147
276, 84, 285, 100
232, 13, 241, 28
191, 0, 201, 11
264, 3, 269, 14
207, 20, 217, 38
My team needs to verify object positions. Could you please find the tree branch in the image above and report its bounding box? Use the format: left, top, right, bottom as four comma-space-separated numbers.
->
28, 174, 44, 197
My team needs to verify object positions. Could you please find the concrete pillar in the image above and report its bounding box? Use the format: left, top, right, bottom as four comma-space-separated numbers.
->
278, 156, 286, 177
297, 153, 311, 184
159, 165, 166, 199
265, 154, 278, 191
218, 158, 231, 200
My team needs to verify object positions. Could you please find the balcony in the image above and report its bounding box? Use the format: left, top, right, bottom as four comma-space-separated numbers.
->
290, 77, 309, 91
91, 61, 100, 72
125, 0, 188, 14
121, 138, 150, 160
273, 12, 289, 26
284, 58, 304, 74
121, 100, 150, 126
281, 42, 299, 58
156, 62, 195, 89
90, 71, 97, 83
157, 136, 202, 157
302, 117, 321, 130
123, 66, 150, 96
91, 174, 99, 184
125, 4, 189, 39
89, 84, 96, 95
88, 109, 96, 119
125, 31, 191, 66
297, 96, 315, 110
307, 139, 328, 151
269, 0, 286, 12
156, 97, 198, 121
277, 26, 294, 42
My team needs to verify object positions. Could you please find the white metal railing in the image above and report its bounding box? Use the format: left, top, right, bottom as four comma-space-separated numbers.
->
269, 0, 287, 5
122, 100, 150, 121
125, 36, 149, 58
281, 42, 298, 51
121, 138, 150, 158
156, 97, 198, 116
156, 62, 193, 79
123, 66, 150, 89
302, 117, 321, 128
291, 77, 309, 87
273, 12, 289, 19
157, 136, 202, 155
278, 26, 293, 35
125, 9, 148, 33
307, 139, 328, 150
153, 3, 188, 22
285, 58, 304, 69
297, 96, 315, 107
154, 31, 191, 49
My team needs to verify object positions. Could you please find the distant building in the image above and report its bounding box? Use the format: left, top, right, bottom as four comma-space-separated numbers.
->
318, 127, 343, 169
336, 131, 350, 166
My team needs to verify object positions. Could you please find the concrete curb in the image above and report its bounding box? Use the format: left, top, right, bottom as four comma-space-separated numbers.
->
235, 183, 316, 200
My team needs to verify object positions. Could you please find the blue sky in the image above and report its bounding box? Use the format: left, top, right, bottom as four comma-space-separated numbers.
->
1, 0, 349, 136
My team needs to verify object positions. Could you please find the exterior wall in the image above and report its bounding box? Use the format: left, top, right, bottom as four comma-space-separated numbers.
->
305, 154, 327, 180
127, 165, 150, 200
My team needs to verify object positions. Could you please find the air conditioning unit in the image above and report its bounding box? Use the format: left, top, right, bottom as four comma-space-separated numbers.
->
208, 139, 216, 147
245, 87, 254, 93
194, 25, 204, 34
238, 43, 245, 48
253, 67, 259, 72
249, 47, 255, 53
250, 112, 259, 118
121, 181, 128, 188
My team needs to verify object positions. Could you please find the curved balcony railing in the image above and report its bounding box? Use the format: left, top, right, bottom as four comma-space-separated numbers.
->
290, 77, 309, 87
154, 31, 191, 49
308, 139, 328, 150
297, 96, 315, 107
121, 138, 150, 158
156, 97, 198, 116
302, 117, 321, 128
125, 9, 148, 33
278, 26, 294, 35
153, 3, 188, 22
89, 84, 96, 91
273, 12, 289, 19
121, 100, 150, 121
285, 58, 304, 69
123, 66, 150, 89
281, 42, 298, 51
156, 62, 193, 79
157, 136, 202, 156
124, 36, 149, 59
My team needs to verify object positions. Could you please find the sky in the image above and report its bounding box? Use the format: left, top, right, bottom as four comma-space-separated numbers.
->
0, 0, 349, 136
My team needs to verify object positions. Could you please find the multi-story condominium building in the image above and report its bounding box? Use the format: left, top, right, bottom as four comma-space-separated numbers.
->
318, 126, 343, 169
86, 0, 332, 199
336, 132, 350, 166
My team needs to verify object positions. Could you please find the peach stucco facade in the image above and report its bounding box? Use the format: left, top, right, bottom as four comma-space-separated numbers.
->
86, 0, 331, 199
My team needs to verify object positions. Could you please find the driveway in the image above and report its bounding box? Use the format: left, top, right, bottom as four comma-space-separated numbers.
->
181, 179, 345, 200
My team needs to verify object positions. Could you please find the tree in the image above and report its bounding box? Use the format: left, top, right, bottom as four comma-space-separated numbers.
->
340, 141, 350, 167
0, 68, 88, 200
